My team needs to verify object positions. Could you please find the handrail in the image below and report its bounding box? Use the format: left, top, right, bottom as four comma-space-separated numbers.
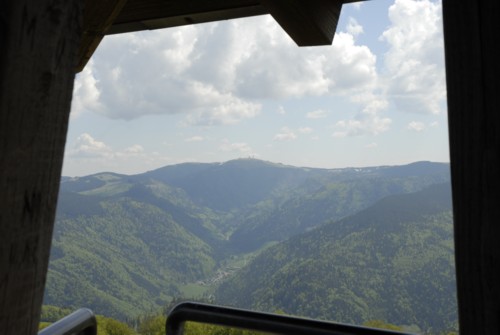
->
38, 308, 97, 335
166, 302, 417, 335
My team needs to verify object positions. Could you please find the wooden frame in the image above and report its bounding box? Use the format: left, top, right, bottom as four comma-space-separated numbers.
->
0, 0, 498, 334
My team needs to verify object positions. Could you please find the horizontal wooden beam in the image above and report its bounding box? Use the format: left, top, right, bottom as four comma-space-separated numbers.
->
107, 0, 268, 35
261, 0, 343, 46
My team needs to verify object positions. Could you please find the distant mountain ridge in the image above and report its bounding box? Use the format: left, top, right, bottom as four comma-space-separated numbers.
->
48, 159, 452, 323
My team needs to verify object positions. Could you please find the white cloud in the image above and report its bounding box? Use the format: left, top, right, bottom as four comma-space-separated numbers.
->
347, 17, 364, 37
67, 133, 112, 158
325, 32, 378, 94
407, 121, 425, 132
68, 134, 148, 160
73, 14, 379, 124
123, 144, 144, 154
306, 110, 328, 119
366, 142, 378, 148
75, 24, 261, 125
64, 134, 175, 175
70, 60, 102, 118
219, 139, 254, 154
181, 83, 261, 125
333, 114, 392, 138
332, 94, 391, 137
381, 0, 446, 114
273, 127, 297, 141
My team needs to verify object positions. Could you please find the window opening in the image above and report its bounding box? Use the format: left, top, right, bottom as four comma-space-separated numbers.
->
45, 1, 456, 334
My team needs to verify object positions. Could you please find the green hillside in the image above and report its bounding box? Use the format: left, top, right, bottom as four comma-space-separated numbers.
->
46, 191, 218, 319
229, 171, 450, 252
46, 159, 452, 324
215, 183, 457, 334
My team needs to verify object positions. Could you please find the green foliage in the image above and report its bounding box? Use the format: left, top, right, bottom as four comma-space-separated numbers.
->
47, 159, 453, 331
216, 183, 457, 334
47, 194, 217, 319
40, 305, 73, 322
228, 164, 451, 252
97, 315, 137, 335
38, 322, 51, 331
137, 314, 166, 335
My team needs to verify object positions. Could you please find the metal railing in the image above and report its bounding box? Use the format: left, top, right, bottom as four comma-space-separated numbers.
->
38, 308, 97, 335
166, 302, 417, 335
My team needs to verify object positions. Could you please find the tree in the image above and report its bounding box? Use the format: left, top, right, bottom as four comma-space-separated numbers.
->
138, 315, 166, 335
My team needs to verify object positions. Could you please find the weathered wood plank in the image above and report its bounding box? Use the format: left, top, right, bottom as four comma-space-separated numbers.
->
0, 1, 83, 334
261, 0, 343, 46
106, 0, 267, 35
442, 0, 500, 334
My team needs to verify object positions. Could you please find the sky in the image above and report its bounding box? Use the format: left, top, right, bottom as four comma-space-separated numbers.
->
63, 0, 448, 177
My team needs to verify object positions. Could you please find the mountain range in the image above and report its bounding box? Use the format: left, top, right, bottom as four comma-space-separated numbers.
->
45, 158, 455, 332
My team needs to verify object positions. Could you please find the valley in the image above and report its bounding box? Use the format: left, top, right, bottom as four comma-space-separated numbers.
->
45, 158, 455, 333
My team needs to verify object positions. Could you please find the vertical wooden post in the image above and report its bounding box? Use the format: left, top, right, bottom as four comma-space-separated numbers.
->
0, 1, 83, 334
442, 0, 500, 334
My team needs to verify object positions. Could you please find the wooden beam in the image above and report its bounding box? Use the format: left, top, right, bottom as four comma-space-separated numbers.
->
442, 0, 500, 334
76, 0, 128, 72
106, 0, 267, 35
260, 0, 343, 46
0, 1, 83, 334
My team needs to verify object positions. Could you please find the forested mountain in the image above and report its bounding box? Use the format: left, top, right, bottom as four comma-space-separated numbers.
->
45, 158, 452, 325
216, 182, 457, 333
46, 190, 217, 319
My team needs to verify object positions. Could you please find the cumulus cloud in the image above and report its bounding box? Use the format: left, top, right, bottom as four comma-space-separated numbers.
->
67, 134, 149, 161
274, 127, 297, 141
123, 144, 144, 154
70, 61, 103, 118
64, 134, 173, 175
347, 17, 364, 36
381, 0, 446, 114
407, 121, 426, 131
73, 14, 379, 125
70, 0, 445, 147
332, 93, 391, 137
219, 139, 254, 154
333, 115, 391, 138
67, 133, 113, 158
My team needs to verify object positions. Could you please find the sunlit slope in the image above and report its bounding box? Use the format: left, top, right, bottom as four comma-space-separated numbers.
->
216, 183, 456, 333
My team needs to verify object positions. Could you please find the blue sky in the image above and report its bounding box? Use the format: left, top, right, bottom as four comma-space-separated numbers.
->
63, 0, 448, 177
